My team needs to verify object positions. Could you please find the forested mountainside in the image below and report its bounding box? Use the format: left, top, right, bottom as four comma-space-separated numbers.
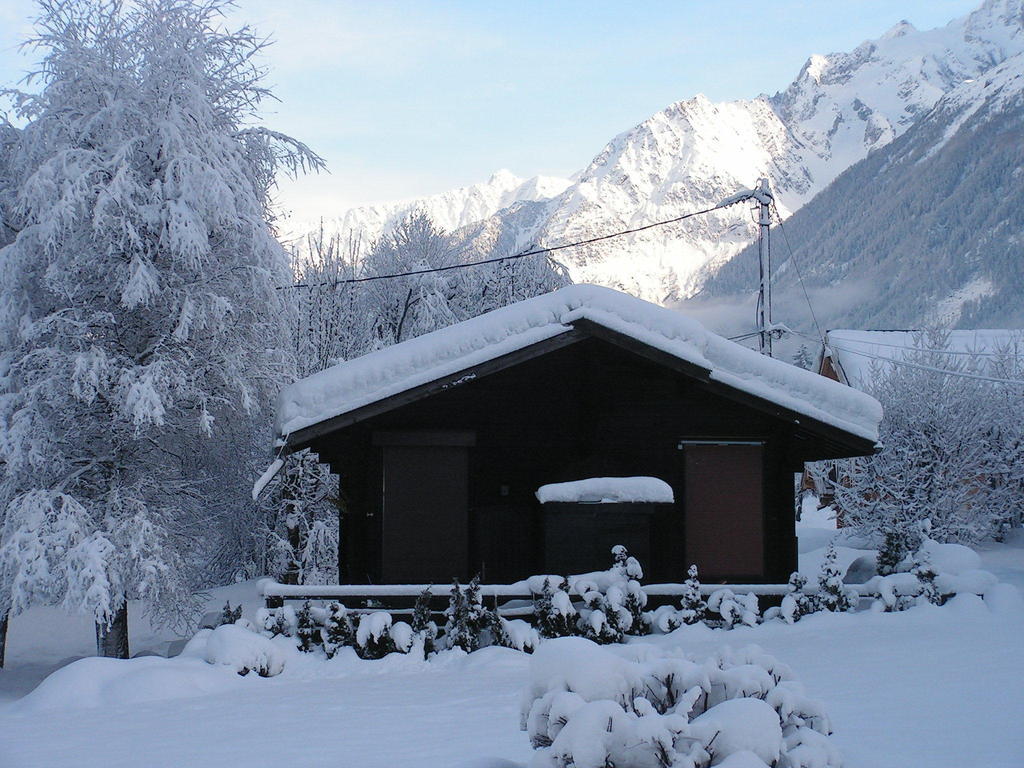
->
696, 51, 1024, 330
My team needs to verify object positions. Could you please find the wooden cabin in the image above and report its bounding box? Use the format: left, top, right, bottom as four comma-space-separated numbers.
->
273, 285, 881, 586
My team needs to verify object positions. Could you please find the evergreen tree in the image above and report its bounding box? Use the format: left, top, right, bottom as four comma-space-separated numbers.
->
410, 588, 437, 656
0, 0, 321, 657
817, 543, 856, 612
911, 550, 941, 606
533, 577, 578, 639
792, 344, 814, 370
444, 576, 489, 652
220, 601, 243, 626
876, 527, 909, 576
322, 601, 355, 658
679, 564, 707, 625
780, 571, 816, 623
295, 601, 319, 653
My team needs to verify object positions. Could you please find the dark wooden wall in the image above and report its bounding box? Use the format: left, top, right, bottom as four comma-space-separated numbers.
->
314, 336, 802, 585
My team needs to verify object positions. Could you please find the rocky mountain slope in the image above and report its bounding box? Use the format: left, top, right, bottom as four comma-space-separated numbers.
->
322, 0, 1024, 307
696, 49, 1024, 331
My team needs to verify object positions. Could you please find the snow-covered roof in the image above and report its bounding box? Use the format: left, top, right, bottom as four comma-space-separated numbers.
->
535, 477, 674, 505
823, 329, 1024, 389
277, 285, 882, 443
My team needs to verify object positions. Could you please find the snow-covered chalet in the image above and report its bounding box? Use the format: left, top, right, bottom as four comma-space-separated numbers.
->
273, 285, 882, 586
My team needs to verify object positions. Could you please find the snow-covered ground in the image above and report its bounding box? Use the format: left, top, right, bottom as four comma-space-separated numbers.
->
1, 528, 1022, 768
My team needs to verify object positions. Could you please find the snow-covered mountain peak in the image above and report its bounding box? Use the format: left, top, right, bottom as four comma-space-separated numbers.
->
882, 20, 917, 40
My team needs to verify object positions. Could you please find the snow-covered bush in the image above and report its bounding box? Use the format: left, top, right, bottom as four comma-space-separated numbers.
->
411, 588, 438, 656
296, 601, 322, 653
355, 611, 399, 659
780, 573, 816, 624
533, 578, 579, 639
573, 545, 648, 643
444, 577, 491, 652
204, 624, 286, 677
521, 638, 839, 768
256, 606, 297, 638
322, 601, 356, 658
817, 543, 857, 613
707, 589, 761, 628
679, 564, 708, 625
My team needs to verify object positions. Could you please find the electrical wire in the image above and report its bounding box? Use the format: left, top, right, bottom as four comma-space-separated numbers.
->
279, 195, 755, 290
791, 329, 1024, 385
772, 201, 824, 345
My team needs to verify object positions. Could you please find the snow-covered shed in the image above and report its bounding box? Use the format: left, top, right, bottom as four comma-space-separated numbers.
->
274, 285, 881, 585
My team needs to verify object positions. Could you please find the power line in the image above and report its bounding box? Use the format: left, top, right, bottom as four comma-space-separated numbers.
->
822, 333, 1024, 358
772, 201, 824, 345
791, 329, 1024, 385
279, 195, 755, 290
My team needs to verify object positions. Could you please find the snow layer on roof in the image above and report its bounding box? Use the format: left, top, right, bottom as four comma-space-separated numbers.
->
276, 285, 882, 442
825, 329, 1024, 388
536, 477, 674, 504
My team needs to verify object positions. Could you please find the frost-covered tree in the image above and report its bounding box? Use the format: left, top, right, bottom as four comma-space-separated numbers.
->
820, 330, 1024, 547
0, 0, 321, 657
792, 343, 814, 370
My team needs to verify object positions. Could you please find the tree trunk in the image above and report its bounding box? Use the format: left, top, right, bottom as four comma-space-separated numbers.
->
96, 602, 130, 659
0, 611, 8, 668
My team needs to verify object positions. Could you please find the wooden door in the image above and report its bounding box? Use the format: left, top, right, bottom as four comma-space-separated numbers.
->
682, 442, 764, 580
381, 445, 468, 583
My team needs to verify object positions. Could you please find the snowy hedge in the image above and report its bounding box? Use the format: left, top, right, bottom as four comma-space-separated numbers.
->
521, 637, 839, 768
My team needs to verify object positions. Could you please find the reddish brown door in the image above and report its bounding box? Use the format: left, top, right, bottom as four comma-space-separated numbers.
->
683, 443, 764, 580
382, 445, 468, 583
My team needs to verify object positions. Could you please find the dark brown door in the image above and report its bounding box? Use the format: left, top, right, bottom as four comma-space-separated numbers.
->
683, 443, 764, 580
381, 445, 468, 583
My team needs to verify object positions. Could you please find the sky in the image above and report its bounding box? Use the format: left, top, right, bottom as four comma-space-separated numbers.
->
0, 0, 984, 221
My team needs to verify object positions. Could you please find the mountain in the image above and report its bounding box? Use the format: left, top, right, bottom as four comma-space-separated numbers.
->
316, 0, 1023, 306
301, 169, 571, 247
696, 49, 1024, 331
457, 0, 1024, 304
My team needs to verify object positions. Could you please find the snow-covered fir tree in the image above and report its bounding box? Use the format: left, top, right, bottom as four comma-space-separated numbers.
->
780, 571, 815, 624
533, 577, 578, 639
911, 550, 941, 606
817, 543, 856, 612
444, 577, 489, 652
679, 564, 707, 625
0, 0, 321, 657
792, 343, 814, 370
295, 601, 320, 653
410, 588, 438, 656
321, 601, 356, 658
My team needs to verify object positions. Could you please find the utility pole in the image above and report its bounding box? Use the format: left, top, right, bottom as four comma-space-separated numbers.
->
755, 177, 774, 357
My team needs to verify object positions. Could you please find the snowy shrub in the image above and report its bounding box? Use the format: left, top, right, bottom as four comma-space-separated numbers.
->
256, 606, 296, 638
707, 589, 761, 628
911, 551, 941, 606
410, 588, 438, 656
780, 573, 816, 624
444, 577, 491, 652
321, 601, 357, 658
495, 618, 540, 653
521, 638, 839, 768
876, 527, 910, 576
203, 624, 286, 677
816, 543, 857, 613
533, 577, 579, 639
295, 601, 321, 653
679, 564, 708, 625
573, 545, 648, 643
220, 602, 243, 626
355, 612, 398, 659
